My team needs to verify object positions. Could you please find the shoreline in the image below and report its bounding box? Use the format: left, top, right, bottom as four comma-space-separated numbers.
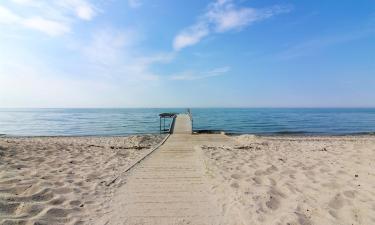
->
1, 131, 375, 138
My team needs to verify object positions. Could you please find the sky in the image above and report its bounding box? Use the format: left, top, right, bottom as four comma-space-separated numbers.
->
0, 0, 374, 108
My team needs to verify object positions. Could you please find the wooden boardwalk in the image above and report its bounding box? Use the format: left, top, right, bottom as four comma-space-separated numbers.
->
102, 114, 229, 225
172, 114, 192, 134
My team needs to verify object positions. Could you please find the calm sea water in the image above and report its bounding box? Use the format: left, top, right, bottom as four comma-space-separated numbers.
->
0, 108, 375, 136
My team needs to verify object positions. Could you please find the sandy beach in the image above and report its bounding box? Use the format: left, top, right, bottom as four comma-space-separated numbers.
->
202, 135, 375, 225
0, 135, 166, 225
1, 0, 374, 223
1, 134, 375, 225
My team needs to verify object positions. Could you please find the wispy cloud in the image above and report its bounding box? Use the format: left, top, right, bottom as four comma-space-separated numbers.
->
57, 0, 97, 20
278, 29, 375, 60
0, 5, 71, 36
170, 66, 230, 80
23, 17, 71, 36
128, 0, 142, 9
173, 23, 209, 51
0, 26, 173, 107
9, 0, 97, 20
173, 0, 292, 50
0, 0, 97, 36
76, 27, 174, 81
81, 28, 136, 66
0, 5, 20, 24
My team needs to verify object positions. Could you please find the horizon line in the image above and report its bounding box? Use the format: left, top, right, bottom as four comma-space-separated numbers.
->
1, 106, 375, 109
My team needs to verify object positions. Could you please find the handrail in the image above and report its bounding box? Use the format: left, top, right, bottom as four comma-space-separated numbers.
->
169, 115, 177, 134
187, 108, 193, 133
187, 108, 192, 120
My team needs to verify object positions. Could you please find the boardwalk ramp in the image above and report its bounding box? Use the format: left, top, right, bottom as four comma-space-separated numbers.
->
100, 113, 229, 225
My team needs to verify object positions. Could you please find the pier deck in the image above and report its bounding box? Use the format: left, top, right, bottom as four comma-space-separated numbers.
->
172, 114, 192, 134
102, 114, 231, 225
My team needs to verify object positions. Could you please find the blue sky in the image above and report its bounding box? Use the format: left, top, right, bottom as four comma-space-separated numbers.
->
0, 0, 374, 107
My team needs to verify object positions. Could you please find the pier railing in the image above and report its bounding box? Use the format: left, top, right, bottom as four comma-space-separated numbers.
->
187, 108, 193, 133
169, 115, 177, 134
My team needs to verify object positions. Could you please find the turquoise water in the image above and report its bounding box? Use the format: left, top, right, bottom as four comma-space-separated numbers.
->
0, 108, 375, 136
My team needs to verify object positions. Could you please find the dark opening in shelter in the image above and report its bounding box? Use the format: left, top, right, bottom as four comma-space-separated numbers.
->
159, 113, 176, 133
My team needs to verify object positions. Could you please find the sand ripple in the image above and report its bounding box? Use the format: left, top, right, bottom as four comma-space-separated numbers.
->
202, 135, 375, 225
0, 135, 164, 225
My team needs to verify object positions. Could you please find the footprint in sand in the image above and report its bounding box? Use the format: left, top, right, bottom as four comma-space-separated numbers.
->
295, 211, 312, 225
252, 176, 262, 184
18, 204, 45, 218
328, 193, 344, 210
45, 207, 70, 218
230, 182, 240, 188
230, 174, 242, 179
0, 202, 20, 215
268, 178, 276, 186
49, 197, 66, 205
343, 190, 356, 199
265, 195, 280, 210
53, 187, 72, 194
265, 165, 278, 175
69, 200, 82, 207
254, 170, 266, 176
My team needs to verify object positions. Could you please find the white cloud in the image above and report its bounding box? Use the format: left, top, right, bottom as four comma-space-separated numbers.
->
0, 28, 172, 107
206, 0, 257, 32
0, 0, 97, 36
9, 0, 97, 20
206, 66, 231, 75
57, 0, 96, 20
76, 27, 174, 81
10, 0, 37, 5
173, 0, 292, 50
0, 5, 21, 24
128, 0, 142, 9
82, 29, 132, 65
173, 23, 209, 50
170, 66, 230, 80
0, 5, 70, 36
23, 17, 70, 36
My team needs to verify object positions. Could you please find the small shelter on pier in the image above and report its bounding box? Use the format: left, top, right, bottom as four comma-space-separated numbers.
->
159, 112, 176, 133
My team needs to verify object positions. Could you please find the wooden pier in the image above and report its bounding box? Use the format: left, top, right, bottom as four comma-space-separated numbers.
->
100, 113, 232, 225
171, 114, 192, 134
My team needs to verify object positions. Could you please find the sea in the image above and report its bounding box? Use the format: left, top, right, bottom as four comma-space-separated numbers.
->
0, 108, 375, 136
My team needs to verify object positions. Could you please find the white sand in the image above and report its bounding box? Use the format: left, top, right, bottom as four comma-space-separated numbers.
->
1, 134, 375, 225
201, 135, 375, 225
0, 135, 165, 225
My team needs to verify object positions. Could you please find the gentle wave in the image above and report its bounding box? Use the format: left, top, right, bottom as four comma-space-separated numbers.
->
1, 108, 375, 136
